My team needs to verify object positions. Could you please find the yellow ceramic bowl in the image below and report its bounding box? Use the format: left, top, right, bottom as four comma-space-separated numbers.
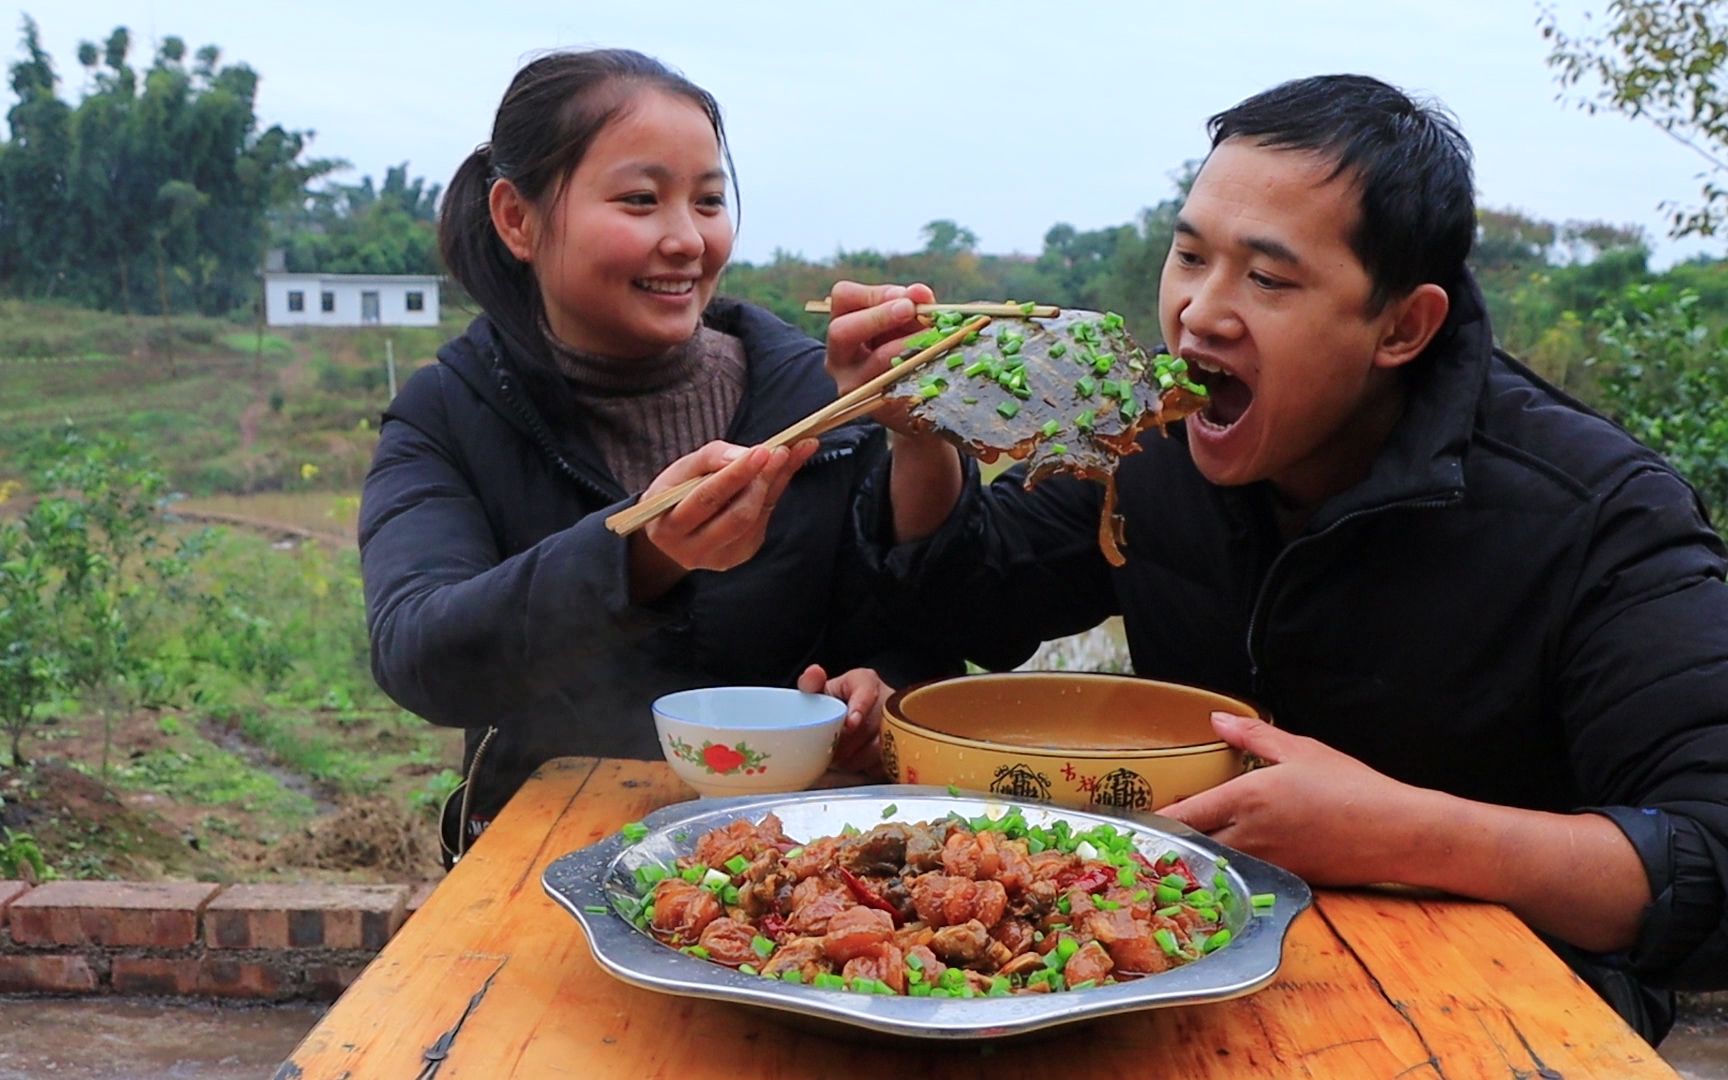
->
881, 672, 1257, 813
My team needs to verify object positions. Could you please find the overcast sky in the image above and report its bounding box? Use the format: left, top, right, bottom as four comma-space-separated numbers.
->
22, 1, 1720, 268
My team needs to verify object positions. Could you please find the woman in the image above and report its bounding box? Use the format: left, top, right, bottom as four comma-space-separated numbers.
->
358, 49, 956, 862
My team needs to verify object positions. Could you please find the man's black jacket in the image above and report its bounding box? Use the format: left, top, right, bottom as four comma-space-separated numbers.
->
861, 278, 1728, 1034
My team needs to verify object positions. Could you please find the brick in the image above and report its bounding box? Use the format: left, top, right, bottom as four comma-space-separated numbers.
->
304, 961, 369, 1000
0, 953, 98, 993
112, 956, 203, 996
9, 881, 218, 947
0, 881, 29, 914
198, 957, 293, 999
406, 881, 438, 916
114, 955, 304, 999
205, 884, 408, 951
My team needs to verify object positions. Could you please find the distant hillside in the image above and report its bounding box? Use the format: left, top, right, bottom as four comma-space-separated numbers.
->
0, 299, 471, 495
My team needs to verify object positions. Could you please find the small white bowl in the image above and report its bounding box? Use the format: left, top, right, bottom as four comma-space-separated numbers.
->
652, 687, 847, 797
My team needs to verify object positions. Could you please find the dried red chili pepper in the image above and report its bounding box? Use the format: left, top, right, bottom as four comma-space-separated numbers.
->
838, 867, 905, 926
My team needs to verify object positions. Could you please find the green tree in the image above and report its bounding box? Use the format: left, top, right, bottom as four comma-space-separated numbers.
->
1542, 1, 1728, 238
0, 18, 335, 314
278, 163, 440, 275
1, 429, 204, 772
1587, 282, 1728, 518
0, 17, 72, 297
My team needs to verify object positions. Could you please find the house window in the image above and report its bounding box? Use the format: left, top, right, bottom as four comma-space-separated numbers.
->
406, 291, 425, 312
321, 291, 335, 313
287, 290, 304, 313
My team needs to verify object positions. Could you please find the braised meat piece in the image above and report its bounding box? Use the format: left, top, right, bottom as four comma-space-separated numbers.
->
649, 879, 722, 945
882, 309, 1210, 566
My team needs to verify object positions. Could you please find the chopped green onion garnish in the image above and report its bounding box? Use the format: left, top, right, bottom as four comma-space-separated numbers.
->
1049, 342, 1067, 359
1056, 937, 1080, 961
1041, 419, 1062, 438
945, 354, 965, 370
782, 970, 803, 984
1050, 443, 1067, 455
683, 945, 710, 959
947, 784, 962, 796
722, 885, 741, 906
1251, 892, 1277, 909
1020, 301, 1038, 315
584, 904, 609, 914
752, 935, 776, 958
1132, 889, 1151, 903
1203, 929, 1233, 953
783, 847, 804, 859
1156, 885, 1183, 905
620, 822, 650, 843
905, 952, 924, 971
997, 401, 1020, 420
725, 855, 750, 875
881, 803, 898, 818
1094, 897, 1120, 911
1154, 928, 1180, 956
1117, 867, 1136, 888
1156, 904, 1182, 917
738, 963, 758, 975
1076, 376, 1097, 398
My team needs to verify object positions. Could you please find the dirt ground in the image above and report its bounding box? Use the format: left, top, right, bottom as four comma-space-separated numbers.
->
1, 706, 449, 884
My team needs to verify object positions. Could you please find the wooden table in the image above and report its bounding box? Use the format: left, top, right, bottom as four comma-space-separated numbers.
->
281, 757, 1678, 1078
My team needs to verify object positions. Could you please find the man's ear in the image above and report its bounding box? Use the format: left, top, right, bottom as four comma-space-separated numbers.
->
1373, 283, 1450, 371
488, 179, 538, 263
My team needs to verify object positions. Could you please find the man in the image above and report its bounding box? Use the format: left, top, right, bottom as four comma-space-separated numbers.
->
824, 75, 1728, 1042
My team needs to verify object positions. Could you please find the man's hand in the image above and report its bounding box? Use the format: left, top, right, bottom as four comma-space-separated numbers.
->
798, 663, 890, 776
824, 281, 935, 434
1161, 711, 1650, 953
1160, 712, 1435, 886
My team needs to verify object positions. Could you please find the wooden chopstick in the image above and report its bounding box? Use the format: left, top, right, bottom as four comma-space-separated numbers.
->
604, 315, 991, 536
804, 299, 1060, 318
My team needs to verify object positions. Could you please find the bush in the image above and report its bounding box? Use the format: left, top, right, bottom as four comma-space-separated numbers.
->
1587, 283, 1728, 522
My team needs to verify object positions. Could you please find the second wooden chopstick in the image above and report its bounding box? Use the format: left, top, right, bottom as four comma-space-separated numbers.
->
604, 315, 992, 536
805, 299, 1059, 318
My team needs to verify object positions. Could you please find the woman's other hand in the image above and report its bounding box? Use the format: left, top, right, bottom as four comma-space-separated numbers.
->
799, 663, 890, 777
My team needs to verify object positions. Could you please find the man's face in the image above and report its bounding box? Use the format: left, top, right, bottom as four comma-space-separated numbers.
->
1159, 138, 1410, 507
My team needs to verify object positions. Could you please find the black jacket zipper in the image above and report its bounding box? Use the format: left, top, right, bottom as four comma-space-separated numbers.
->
492, 357, 620, 504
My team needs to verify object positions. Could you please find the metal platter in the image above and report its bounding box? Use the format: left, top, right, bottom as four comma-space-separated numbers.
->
542, 785, 1309, 1040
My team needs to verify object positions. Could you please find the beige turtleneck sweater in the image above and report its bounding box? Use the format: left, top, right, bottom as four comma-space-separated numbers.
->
545, 325, 748, 493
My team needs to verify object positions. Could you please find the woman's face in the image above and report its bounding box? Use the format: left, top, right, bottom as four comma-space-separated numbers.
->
531, 89, 733, 358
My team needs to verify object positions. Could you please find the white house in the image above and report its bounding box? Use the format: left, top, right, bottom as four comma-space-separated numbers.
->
264, 272, 441, 328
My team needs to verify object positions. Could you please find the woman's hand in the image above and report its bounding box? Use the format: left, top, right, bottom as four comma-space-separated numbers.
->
798, 663, 891, 776
629, 438, 819, 601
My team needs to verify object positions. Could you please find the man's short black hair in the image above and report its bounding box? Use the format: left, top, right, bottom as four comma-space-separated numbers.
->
1207, 74, 1475, 315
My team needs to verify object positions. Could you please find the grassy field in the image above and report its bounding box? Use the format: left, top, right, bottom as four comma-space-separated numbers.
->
0, 300, 474, 884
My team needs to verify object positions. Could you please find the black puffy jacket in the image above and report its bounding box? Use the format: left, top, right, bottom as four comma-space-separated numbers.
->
860, 277, 1728, 1039
360, 300, 961, 833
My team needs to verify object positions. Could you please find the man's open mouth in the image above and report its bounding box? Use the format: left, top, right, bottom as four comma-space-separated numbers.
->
1185, 356, 1252, 429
